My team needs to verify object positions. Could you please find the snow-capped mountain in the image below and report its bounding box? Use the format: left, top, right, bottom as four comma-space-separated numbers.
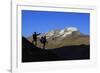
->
27, 27, 89, 49
42, 27, 80, 39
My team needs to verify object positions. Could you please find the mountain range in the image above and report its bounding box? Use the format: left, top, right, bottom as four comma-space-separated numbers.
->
27, 27, 90, 49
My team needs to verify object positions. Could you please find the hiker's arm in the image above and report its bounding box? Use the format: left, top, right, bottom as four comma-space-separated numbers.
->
37, 33, 41, 36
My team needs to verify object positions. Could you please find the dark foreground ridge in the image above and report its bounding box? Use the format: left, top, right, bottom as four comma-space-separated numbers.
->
22, 36, 90, 62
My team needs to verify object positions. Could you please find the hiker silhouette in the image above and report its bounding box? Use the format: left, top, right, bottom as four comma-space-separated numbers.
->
32, 32, 40, 46
40, 36, 47, 49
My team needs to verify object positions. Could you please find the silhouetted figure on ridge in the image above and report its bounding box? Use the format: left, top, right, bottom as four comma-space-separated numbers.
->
40, 36, 47, 49
32, 32, 40, 46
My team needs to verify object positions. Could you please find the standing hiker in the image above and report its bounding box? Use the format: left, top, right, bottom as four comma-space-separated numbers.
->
40, 36, 47, 49
32, 32, 41, 46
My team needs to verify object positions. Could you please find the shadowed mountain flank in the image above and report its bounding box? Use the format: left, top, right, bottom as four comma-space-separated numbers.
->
48, 45, 90, 60
22, 36, 90, 62
22, 36, 60, 62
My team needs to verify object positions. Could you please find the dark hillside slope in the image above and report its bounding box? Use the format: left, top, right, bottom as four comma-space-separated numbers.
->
22, 36, 59, 62
49, 45, 90, 60
22, 37, 90, 62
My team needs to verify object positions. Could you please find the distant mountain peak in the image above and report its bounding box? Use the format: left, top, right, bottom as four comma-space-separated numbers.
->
44, 27, 80, 39
66, 27, 78, 32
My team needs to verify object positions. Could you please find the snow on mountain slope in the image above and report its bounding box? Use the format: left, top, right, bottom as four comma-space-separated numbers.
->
61, 31, 72, 38
44, 27, 80, 39
67, 27, 78, 32
27, 27, 81, 42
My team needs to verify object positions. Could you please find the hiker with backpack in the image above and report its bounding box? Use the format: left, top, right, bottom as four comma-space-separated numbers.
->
40, 36, 48, 49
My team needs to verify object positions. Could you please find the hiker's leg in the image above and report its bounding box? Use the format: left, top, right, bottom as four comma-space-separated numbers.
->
35, 41, 36, 46
36, 41, 37, 46
32, 39, 34, 44
43, 44, 44, 49
32, 40, 34, 44
43, 43, 45, 49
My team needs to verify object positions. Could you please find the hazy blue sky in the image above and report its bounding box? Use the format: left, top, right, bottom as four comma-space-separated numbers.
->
22, 10, 90, 37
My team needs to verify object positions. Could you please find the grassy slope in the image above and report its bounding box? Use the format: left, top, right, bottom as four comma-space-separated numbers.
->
27, 35, 89, 49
